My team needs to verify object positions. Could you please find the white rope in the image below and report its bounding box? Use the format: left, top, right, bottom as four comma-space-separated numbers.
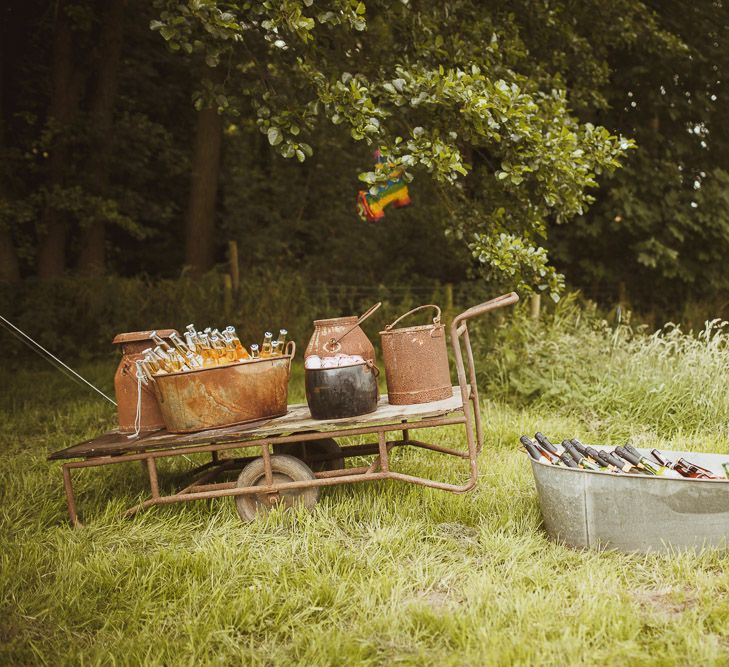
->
0, 314, 117, 406
127, 372, 143, 440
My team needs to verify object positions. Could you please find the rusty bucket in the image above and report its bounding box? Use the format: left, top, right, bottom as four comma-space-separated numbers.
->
380, 305, 451, 405
152, 343, 295, 433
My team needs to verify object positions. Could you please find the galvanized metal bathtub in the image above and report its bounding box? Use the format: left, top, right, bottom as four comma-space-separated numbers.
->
529, 446, 729, 553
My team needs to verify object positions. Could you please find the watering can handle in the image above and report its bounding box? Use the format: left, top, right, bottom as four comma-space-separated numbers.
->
384, 304, 441, 331
326, 301, 382, 351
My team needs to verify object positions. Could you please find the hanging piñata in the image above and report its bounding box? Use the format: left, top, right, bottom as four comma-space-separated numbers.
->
356, 150, 412, 222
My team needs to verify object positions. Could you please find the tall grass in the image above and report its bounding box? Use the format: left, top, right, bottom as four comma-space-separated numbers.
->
476, 295, 729, 441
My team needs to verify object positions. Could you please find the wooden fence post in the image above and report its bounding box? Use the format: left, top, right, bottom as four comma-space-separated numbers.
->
228, 240, 240, 301
530, 293, 541, 320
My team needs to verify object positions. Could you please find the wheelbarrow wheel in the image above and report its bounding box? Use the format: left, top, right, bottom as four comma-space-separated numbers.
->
272, 438, 345, 472
235, 454, 319, 523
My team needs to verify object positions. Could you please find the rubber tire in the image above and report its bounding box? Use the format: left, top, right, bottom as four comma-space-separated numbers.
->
273, 438, 345, 472
235, 454, 319, 522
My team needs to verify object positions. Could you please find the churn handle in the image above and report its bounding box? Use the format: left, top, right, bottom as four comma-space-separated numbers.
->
326, 301, 382, 351
385, 304, 441, 331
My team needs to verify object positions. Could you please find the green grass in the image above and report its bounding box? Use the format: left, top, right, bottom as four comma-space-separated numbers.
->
2, 353, 729, 665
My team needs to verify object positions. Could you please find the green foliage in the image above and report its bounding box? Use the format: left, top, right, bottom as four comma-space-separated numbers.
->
546, 0, 729, 306
151, 0, 634, 297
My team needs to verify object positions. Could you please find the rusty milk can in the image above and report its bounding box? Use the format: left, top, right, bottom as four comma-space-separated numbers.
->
305, 302, 380, 362
380, 305, 451, 405
113, 330, 177, 432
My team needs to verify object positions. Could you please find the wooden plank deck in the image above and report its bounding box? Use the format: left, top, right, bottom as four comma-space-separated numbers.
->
49, 386, 467, 461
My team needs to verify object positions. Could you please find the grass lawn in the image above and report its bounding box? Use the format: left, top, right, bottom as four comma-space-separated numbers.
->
2, 360, 729, 665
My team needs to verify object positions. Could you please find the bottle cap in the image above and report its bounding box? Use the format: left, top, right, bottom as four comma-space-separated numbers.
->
265, 331, 273, 338
251, 344, 259, 350
279, 328, 288, 335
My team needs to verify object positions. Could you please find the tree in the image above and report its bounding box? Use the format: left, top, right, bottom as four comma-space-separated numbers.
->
184, 98, 223, 274
77, 0, 126, 274
544, 0, 729, 309
151, 0, 633, 296
36, 0, 86, 279
0, 7, 20, 283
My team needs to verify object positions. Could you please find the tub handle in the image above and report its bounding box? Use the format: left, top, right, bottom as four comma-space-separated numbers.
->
326, 301, 382, 352
285, 341, 296, 369
385, 304, 441, 331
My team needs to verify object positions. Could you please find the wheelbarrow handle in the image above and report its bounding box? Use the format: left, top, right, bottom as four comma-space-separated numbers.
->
453, 292, 519, 327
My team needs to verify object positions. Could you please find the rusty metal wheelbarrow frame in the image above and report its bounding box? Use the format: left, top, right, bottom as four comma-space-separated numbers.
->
55, 293, 519, 526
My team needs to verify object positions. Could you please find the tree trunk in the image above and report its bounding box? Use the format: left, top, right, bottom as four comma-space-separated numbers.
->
77, 0, 125, 275
184, 104, 223, 275
0, 18, 20, 282
0, 229, 20, 283
37, 0, 84, 280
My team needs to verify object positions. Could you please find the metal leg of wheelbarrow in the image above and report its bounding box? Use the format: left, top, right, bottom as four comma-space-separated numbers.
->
62, 464, 82, 528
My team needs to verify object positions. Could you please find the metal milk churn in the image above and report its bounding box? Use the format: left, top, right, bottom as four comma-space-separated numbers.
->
380, 305, 451, 405
113, 330, 177, 432
305, 303, 380, 362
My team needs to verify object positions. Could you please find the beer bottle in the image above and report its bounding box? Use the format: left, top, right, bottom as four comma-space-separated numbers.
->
562, 440, 601, 471
529, 438, 562, 465
650, 449, 675, 469
261, 331, 273, 357
623, 444, 682, 478
570, 439, 619, 472
678, 456, 717, 477
196, 333, 217, 368
142, 349, 164, 375
598, 450, 637, 473
150, 331, 174, 354
209, 333, 228, 365
184, 331, 197, 353
270, 340, 280, 356
221, 333, 238, 363
535, 432, 564, 456
519, 436, 551, 464
153, 346, 178, 373
672, 459, 713, 479
224, 326, 250, 360
170, 332, 201, 368
276, 329, 288, 353
250, 343, 260, 359
676, 458, 720, 479
559, 452, 579, 468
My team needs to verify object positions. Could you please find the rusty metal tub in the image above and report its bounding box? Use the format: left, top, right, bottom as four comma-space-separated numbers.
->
530, 446, 729, 553
153, 345, 295, 433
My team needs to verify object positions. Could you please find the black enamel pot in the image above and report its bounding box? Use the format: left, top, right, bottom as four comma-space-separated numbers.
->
305, 361, 379, 419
